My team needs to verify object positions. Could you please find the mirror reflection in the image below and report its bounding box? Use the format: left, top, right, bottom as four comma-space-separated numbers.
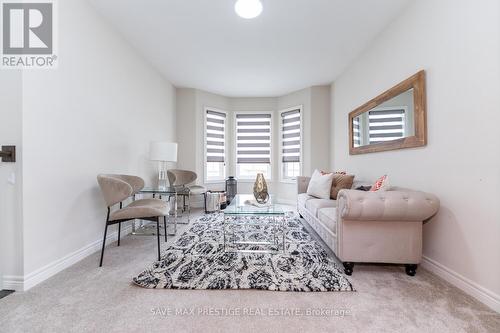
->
353, 88, 415, 148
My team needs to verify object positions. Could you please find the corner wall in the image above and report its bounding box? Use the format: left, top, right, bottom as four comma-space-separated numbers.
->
176, 86, 330, 204
17, 0, 176, 287
0, 71, 23, 289
330, 0, 500, 311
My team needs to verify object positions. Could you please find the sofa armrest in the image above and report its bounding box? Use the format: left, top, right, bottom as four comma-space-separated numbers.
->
297, 176, 311, 194
337, 189, 440, 222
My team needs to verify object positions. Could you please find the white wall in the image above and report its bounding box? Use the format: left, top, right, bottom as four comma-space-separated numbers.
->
0, 71, 24, 289
309, 86, 331, 172
19, 0, 176, 281
330, 0, 500, 311
176, 88, 198, 174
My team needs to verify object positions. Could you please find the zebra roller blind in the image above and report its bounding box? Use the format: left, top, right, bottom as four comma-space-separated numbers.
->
206, 110, 226, 163
353, 116, 361, 147
236, 113, 271, 164
369, 108, 405, 144
281, 109, 301, 163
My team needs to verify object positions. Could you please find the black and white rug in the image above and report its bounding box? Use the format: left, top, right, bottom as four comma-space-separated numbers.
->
133, 213, 354, 292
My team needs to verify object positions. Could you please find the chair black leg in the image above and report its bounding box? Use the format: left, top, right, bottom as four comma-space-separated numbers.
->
204, 193, 207, 213
156, 218, 161, 261
163, 216, 167, 242
117, 222, 121, 246
99, 224, 109, 267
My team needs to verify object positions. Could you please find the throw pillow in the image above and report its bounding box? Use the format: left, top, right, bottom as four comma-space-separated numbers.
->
307, 169, 335, 199
355, 185, 372, 191
370, 175, 390, 191
330, 173, 355, 199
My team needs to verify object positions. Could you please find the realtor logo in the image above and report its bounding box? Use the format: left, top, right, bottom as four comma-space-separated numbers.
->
1, 1, 57, 68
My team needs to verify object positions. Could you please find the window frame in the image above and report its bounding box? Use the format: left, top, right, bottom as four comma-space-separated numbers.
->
203, 107, 228, 184
233, 110, 274, 182
279, 105, 303, 183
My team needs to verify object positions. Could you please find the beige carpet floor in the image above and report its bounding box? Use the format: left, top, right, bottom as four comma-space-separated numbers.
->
0, 209, 499, 333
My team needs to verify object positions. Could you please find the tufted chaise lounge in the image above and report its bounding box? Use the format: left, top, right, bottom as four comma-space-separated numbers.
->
297, 176, 440, 276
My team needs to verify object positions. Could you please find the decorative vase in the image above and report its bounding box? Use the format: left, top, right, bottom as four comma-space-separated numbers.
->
253, 173, 269, 204
225, 176, 237, 204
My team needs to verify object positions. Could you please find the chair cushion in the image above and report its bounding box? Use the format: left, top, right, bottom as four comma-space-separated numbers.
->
188, 185, 207, 195
318, 207, 337, 234
305, 198, 337, 217
297, 193, 314, 208
109, 198, 168, 221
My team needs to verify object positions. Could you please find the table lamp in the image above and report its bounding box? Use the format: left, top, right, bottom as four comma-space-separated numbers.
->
149, 141, 178, 190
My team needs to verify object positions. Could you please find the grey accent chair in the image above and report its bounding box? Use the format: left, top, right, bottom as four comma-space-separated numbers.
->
167, 169, 208, 212
97, 174, 168, 266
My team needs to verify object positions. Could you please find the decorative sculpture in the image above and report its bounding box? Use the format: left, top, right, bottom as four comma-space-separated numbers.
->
253, 173, 269, 204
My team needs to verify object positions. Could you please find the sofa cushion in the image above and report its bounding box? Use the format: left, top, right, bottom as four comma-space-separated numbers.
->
297, 193, 314, 208
305, 198, 337, 217
318, 208, 337, 234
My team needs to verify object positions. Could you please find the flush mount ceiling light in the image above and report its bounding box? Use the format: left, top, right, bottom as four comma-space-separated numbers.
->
235, 0, 263, 19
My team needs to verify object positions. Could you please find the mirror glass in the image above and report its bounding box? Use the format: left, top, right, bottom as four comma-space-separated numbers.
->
352, 88, 415, 148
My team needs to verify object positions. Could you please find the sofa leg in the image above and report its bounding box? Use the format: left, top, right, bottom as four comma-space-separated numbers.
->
343, 262, 354, 276
405, 264, 417, 276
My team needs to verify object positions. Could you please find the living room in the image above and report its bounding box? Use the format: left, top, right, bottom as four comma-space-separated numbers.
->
0, 0, 499, 332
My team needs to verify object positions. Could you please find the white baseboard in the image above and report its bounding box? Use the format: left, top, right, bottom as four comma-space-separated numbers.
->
2, 275, 23, 291
422, 256, 500, 313
2, 224, 132, 292
190, 200, 204, 209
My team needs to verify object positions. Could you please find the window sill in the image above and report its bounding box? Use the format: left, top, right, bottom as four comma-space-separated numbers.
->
237, 178, 273, 183
204, 180, 226, 185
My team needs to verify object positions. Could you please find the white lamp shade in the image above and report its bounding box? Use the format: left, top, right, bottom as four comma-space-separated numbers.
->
149, 142, 178, 162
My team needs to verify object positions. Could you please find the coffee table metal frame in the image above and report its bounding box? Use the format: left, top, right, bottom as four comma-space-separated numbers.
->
222, 194, 287, 254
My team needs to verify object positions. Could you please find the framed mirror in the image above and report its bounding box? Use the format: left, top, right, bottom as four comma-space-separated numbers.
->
349, 70, 427, 155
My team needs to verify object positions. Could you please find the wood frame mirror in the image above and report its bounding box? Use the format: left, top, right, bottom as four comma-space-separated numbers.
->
349, 70, 427, 155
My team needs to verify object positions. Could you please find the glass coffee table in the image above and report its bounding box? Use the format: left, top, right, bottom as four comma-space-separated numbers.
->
223, 194, 287, 253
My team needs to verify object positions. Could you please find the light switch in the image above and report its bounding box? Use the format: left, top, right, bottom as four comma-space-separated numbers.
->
7, 172, 15, 185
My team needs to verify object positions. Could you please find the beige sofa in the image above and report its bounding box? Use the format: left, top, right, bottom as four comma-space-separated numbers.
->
297, 176, 439, 276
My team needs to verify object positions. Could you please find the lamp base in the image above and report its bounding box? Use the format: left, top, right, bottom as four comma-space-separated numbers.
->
157, 162, 168, 190
158, 178, 168, 191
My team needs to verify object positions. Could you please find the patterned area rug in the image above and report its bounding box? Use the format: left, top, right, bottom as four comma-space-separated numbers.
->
133, 213, 354, 291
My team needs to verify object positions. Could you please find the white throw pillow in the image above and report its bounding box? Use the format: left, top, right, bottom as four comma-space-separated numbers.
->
307, 169, 335, 199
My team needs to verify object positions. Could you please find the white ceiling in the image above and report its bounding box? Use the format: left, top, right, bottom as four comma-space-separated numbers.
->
89, 0, 413, 97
